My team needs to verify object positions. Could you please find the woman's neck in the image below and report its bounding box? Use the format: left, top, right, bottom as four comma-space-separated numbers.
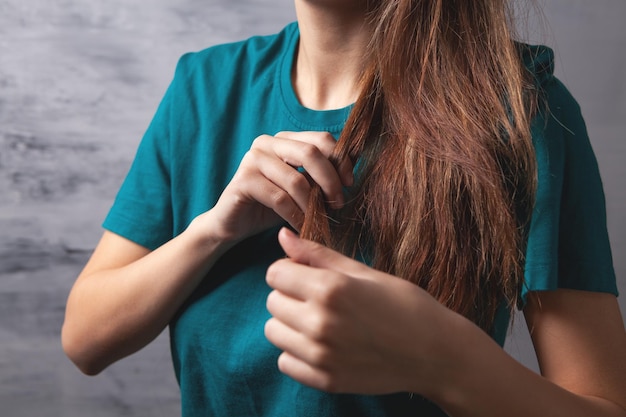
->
293, 0, 372, 111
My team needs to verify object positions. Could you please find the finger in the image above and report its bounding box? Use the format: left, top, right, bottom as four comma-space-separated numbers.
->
266, 257, 333, 301
236, 173, 304, 230
262, 137, 345, 208
274, 131, 354, 188
277, 131, 354, 187
246, 148, 312, 212
265, 317, 331, 366
274, 131, 336, 157
267, 287, 340, 344
266, 289, 308, 327
277, 228, 371, 278
277, 352, 338, 393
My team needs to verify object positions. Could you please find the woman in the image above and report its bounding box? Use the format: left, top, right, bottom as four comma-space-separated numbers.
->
62, 0, 626, 416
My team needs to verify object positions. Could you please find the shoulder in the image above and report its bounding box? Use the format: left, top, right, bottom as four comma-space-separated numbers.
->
146, 21, 298, 135
518, 42, 591, 135
518, 43, 555, 86
517, 43, 588, 165
518, 43, 580, 118
520, 45, 617, 303
172, 22, 298, 87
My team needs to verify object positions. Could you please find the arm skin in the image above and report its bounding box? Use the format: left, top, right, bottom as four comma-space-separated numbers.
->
434, 290, 626, 417
265, 228, 626, 417
61, 220, 230, 376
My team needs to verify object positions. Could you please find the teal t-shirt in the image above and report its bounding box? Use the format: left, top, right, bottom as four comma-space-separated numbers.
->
103, 22, 617, 417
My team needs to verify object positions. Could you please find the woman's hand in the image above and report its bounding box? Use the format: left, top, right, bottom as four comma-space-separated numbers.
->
264, 227, 467, 396
198, 131, 353, 246
265, 229, 626, 416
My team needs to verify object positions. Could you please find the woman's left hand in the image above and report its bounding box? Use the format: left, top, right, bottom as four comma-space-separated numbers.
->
264, 227, 470, 396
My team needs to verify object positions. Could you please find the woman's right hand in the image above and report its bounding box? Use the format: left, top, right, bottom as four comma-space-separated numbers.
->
62, 131, 352, 375
196, 131, 354, 245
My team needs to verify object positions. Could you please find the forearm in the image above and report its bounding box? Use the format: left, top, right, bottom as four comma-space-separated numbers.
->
429, 320, 626, 417
62, 212, 233, 375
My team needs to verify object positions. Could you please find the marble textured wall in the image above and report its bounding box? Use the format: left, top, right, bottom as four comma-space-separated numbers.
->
0, 1, 624, 416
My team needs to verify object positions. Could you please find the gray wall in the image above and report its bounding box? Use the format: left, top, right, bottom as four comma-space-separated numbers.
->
0, 1, 623, 416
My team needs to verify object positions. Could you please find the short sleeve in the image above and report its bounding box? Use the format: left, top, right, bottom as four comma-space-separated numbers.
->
101, 62, 186, 250
521, 53, 618, 303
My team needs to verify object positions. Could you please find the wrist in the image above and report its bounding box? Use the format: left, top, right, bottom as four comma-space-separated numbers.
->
184, 210, 239, 258
424, 313, 501, 411
392, 287, 481, 401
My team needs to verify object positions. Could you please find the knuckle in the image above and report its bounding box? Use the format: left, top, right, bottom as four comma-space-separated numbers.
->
241, 148, 261, 167
310, 240, 331, 256
286, 171, 310, 191
300, 143, 322, 160
312, 132, 336, 152
230, 189, 248, 206
251, 134, 271, 149
308, 310, 338, 342
271, 189, 292, 209
308, 344, 334, 368
313, 274, 350, 306
306, 130, 333, 142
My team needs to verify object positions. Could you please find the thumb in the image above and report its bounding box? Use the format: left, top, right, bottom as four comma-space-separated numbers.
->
277, 227, 368, 275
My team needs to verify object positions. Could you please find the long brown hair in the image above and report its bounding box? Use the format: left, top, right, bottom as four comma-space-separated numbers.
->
301, 0, 539, 332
